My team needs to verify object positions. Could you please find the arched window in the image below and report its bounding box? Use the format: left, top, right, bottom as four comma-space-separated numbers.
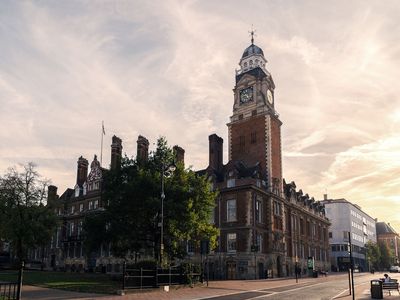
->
244, 62, 248, 68
249, 60, 253, 65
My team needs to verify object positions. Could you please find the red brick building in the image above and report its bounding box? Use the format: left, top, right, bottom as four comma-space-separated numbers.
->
200, 37, 330, 279
376, 222, 400, 266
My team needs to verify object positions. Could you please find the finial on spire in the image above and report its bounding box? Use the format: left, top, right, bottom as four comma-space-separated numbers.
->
249, 24, 256, 45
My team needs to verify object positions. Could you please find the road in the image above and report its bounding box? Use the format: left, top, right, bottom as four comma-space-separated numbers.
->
19, 271, 400, 300
200, 272, 399, 300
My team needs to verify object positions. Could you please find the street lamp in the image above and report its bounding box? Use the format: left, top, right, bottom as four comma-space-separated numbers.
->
160, 161, 176, 267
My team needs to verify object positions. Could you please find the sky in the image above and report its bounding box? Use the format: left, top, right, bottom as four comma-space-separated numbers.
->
1, 0, 399, 232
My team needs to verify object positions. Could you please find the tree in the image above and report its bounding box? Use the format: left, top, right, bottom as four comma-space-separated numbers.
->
0, 163, 58, 262
378, 241, 394, 270
366, 241, 380, 271
83, 137, 219, 264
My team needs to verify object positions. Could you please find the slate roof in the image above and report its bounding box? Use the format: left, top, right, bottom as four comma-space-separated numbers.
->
376, 222, 398, 235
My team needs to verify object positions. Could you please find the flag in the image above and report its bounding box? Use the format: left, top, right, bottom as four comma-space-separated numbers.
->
102, 121, 105, 135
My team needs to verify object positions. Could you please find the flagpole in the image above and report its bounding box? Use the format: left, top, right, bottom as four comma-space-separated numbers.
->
100, 121, 104, 167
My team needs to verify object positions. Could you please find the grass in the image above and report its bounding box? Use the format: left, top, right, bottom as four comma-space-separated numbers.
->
0, 270, 121, 294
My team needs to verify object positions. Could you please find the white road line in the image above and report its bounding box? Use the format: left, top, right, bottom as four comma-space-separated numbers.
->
248, 282, 328, 299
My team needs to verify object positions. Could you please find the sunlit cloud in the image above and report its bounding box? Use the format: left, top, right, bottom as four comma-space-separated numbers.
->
1, 0, 399, 232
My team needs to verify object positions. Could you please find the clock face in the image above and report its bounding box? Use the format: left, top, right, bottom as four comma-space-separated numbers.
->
240, 87, 253, 104
267, 89, 273, 104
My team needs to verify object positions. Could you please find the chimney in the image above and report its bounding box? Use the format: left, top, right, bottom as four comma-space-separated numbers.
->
137, 135, 149, 163
76, 156, 89, 186
173, 145, 185, 166
110, 135, 123, 170
47, 185, 58, 203
323, 194, 328, 201
209, 134, 223, 172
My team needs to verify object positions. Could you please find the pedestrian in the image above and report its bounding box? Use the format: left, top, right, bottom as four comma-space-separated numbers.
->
384, 273, 391, 282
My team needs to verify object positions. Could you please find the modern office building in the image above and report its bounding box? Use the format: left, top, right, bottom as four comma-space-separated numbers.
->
321, 197, 376, 271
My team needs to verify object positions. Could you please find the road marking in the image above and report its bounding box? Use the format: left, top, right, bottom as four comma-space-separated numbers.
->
248, 282, 328, 299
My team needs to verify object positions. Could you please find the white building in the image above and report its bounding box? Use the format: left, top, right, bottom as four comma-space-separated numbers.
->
321, 197, 376, 272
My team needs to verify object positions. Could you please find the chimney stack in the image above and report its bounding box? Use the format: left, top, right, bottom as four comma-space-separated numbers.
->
76, 156, 89, 186
173, 145, 185, 166
137, 135, 149, 163
209, 134, 223, 172
323, 194, 328, 201
111, 135, 123, 170
47, 185, 58, 202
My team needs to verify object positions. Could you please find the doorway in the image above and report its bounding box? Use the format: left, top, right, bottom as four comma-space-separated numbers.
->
226, 261, 236, 279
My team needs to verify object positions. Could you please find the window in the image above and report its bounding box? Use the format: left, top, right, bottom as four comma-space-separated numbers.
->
74, 185, 80, 197
71, 205, 75, 215
227, 199, 237, 222
227, 233, 237, 252
255, 199, 262, 223
244, 62, 248, 68
187, 240, 195, 254
227, 178, 235, 188
79, 203, 84, 212
210, 208, 215, 224
329, 232, 333, 238
77, 221, 82, 237
94, 200, 99, 209
256, 233, 262, 252
273, 201, 282, 216
89, 201, 94, 210
70, 222, 75, 236
250, 132, 257, 144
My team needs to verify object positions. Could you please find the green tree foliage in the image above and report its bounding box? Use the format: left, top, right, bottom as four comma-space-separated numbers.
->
84, 137, 219, 263
378, 241, 394, 270
0, 163, 58, 261
365, 241, 380, 270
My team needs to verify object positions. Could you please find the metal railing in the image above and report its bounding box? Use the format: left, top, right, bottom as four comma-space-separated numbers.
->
122, 265, 201, 290
0, 281, 18, 300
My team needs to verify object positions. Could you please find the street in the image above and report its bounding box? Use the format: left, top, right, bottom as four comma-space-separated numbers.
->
20, 272, 400, 300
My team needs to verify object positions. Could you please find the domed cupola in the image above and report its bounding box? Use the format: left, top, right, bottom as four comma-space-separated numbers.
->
237, 30, 269, 77
242, 44, 264, 58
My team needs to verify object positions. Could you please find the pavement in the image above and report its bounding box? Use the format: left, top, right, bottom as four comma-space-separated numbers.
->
19, 272, 400, 300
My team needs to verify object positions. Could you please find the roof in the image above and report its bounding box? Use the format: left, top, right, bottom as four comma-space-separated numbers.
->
236, 66, 268, 83
242, 44, 264, 58
376, 222, 399, 235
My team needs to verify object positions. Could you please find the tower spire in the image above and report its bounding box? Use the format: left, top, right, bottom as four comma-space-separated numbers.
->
249, 25, 256, 45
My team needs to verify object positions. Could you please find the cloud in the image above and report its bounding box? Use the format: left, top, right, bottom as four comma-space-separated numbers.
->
0, 0, 400, 232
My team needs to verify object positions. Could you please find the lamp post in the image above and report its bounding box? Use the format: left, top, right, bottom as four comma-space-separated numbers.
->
160, 161, 176, 267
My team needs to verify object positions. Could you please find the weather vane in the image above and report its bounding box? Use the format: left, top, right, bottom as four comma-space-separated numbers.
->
249, 24, 257, 44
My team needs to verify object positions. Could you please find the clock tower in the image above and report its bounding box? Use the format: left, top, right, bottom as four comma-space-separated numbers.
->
227, 35, 283, 194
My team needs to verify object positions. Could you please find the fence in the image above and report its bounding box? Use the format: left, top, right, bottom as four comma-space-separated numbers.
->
0, 281, 18, 300
122, 265, 201, 290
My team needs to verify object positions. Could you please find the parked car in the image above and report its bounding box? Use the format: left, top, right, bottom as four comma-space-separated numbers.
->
389, 265, 400, 273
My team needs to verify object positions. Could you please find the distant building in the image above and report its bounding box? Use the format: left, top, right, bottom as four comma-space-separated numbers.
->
376, 222, 400, 265
199, 35, 330, 280
321, 197, 376, 272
